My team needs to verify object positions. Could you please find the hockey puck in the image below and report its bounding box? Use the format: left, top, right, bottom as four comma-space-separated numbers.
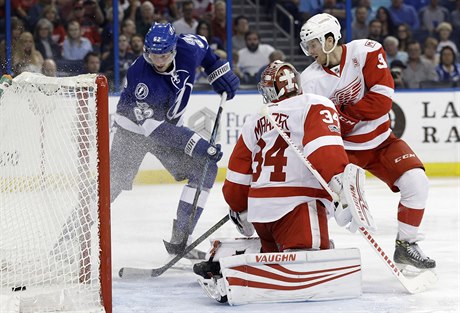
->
12, 286, 26, 292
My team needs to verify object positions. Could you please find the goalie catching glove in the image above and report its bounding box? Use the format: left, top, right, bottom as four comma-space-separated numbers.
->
205, 59, 240, 100
328, 163, 377, 233
229, 209, 254, 237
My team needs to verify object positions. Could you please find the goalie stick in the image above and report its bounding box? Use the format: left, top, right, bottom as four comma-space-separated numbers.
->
119, 214, 229, 278
262, 104, 437, 294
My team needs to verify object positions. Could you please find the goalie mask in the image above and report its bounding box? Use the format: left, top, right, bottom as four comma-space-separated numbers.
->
258, 60, 301, 103
299, 13, 342, 57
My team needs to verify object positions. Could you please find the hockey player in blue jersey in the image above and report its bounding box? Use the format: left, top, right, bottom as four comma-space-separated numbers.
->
110, 23, 240, 258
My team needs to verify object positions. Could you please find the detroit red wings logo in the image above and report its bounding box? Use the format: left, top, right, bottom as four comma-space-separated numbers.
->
331, 77, 362, 106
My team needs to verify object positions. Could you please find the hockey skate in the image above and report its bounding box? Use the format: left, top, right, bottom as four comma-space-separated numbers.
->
163, 219, 206, 260
393, 237, 436, 273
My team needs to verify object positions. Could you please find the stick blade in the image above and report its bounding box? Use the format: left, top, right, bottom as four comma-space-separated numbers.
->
401, 270, 438, 294
118, 267, 155, 279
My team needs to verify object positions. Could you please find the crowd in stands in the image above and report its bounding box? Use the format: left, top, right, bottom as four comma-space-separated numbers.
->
0, 0, 459, 90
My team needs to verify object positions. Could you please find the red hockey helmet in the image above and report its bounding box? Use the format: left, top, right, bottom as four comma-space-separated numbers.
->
258, 60, 302, 103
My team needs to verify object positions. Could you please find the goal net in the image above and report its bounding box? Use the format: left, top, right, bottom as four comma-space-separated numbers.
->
0, 73, 111, 313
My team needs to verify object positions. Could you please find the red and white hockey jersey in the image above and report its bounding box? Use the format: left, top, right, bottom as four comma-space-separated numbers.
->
223, 93, 348, 223
300, 39, 395, 150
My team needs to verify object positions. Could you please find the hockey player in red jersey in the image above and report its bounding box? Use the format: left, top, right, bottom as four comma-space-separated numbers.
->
223, 60, 361, 252
193, 61, 372, 304
299, 13, 435, 270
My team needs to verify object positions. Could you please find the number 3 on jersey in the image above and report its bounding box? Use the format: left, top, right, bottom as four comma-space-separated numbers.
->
253, 134, 289, 182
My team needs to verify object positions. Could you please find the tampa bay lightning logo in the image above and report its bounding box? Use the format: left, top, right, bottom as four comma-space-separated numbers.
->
135, 83, 149, 100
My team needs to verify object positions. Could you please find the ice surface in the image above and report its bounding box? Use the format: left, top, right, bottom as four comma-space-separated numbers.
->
111, 178, 460, 313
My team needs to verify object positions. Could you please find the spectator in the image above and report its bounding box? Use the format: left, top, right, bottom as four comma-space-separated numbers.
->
255, 49, 286, 83
12, 31, 44, 74
0, 17, 25, 70
388, 0, 420, 31
435, 22, 458, 55
351, 0, 375, 23
101, 34, 136, 90
383, 36, 408, 65
34, 18, 61, 60
321, 0, 346, 27
192, 0, 213, 22
211, 0, 226, 46
41, 4, 66, 45
232, 15, 249, 52
396, 23, 412, 52
42, 58, 57, 76
375, 6, 397, 37
196, 20, 224, 51
173, 1, 198, 35
352, 5, 369, 40
130, 33, 144, 56
27, 0, 53, 30
12, 0, 36, 26
83, 51, 101, 73
237, 30, 275, 84
67, 0, 103, 48
403, 40, 438, 88
230, 50, 244, 81
368, 19, 384, 43
121, 19, 137, 43
390, 59, 407, 88
62, 20, 93, 61
419, 0, 450, 35
135, 1, 157, 37
421, 36, 439, 66
436, 45, 460, 82
150, 0, 178, 20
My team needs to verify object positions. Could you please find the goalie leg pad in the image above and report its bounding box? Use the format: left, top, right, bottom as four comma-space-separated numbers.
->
342, 163, 377, 232
217, 249, 362, 305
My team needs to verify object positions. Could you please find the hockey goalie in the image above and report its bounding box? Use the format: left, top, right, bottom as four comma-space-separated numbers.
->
193, 61, 376, 305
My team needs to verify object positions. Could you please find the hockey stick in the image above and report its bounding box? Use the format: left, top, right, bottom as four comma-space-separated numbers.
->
163, 91, 226, 255
262, 104, 437, 294
119, 214, 229, 278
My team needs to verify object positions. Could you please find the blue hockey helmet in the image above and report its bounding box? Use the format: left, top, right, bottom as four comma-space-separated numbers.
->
144, 23, 178, 55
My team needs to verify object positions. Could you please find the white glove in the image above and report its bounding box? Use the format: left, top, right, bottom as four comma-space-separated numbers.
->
229, 209, 255, 237
328, 173, 353, 228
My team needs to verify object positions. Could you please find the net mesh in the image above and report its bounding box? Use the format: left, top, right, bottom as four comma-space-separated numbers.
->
0, 73, 105, 312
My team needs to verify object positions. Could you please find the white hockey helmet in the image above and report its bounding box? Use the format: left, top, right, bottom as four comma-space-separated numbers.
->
258, 60, 301, 103
299, 13, 342, 56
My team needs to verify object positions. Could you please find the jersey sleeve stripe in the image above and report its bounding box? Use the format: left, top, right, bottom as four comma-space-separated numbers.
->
303, 135, 344, 158
226, 169, 252, 186
369, 84, 394, 99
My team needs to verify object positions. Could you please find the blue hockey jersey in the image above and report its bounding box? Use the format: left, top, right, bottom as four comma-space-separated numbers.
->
115, 34, 219, 136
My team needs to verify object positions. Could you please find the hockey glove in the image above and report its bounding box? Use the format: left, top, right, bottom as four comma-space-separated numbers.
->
329, 163, 377, 233
229, 209, 255, 237
185, 133, 223, 162
0, 74, 12, 99
335, 105, 359, 136
205, 59, 240, 100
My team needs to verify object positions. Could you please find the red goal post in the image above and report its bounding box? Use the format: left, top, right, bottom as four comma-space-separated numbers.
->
0, 73, 111, 313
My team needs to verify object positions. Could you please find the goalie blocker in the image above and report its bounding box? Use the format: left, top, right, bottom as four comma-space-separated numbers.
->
194, 238, 362, 305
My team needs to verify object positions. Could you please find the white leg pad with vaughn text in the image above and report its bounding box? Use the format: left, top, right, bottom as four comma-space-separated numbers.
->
219, 248, 362, 305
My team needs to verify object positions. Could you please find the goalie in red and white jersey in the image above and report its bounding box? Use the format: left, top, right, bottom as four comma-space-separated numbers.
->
299, 13, 435, 270
193, 61, 370, 305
